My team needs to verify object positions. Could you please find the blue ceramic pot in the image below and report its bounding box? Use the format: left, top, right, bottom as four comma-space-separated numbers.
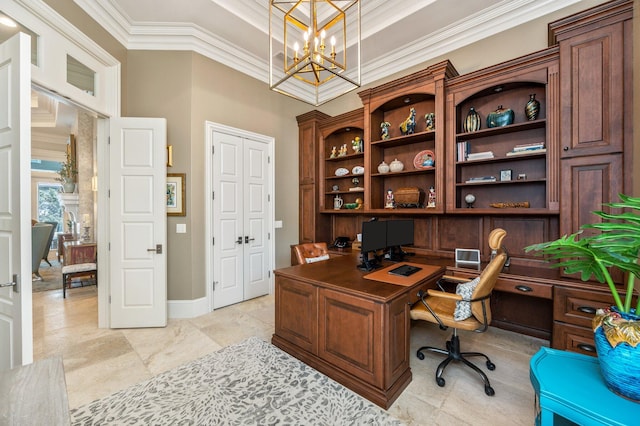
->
593, 308, 640, 402
486, 105, 514, 128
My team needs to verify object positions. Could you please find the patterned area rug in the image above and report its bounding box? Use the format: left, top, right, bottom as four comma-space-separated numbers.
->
33, 260, 63, 292
70, 337, 404, 425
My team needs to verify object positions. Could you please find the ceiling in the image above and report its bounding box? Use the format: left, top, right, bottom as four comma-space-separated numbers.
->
72, 0, 589, 92
1, 0, 595, 156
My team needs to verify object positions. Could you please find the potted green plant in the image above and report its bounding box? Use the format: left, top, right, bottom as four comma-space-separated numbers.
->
57, 151, 78, 193
526, 193, 640, 401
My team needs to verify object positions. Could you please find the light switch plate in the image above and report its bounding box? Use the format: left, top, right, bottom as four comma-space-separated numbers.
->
176, 223, 187, 233
274, 220, 283, 229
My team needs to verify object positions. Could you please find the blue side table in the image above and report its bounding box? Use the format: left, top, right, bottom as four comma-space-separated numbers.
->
530, 347, 639, 425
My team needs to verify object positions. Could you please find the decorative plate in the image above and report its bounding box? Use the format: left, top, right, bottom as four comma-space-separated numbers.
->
352, 165, 365, 175
413, 150, 435, 170
335, 167, 349, 177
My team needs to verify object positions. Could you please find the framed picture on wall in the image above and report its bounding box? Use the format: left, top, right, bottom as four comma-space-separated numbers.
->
500, 169, 512, 182
167, 173, 186, 216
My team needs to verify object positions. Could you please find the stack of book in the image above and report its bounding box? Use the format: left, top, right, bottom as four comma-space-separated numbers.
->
457, 141, 469, 162
466, 151, 495, 161
465, 176, 497, 184
506, 142, 546, 156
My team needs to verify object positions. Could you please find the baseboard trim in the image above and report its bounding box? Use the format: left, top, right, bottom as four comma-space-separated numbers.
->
168, 297, 209, 319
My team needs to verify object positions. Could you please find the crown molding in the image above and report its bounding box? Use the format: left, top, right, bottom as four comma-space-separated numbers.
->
73, 0, 584, 87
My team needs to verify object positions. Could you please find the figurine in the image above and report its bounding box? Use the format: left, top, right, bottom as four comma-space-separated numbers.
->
380, 121, 391, 140
355, 197, 363, 210
427, 186, 436, 208
425, 112, 435, 131
422, 153, 434, 167
330, 146, 337, 158
385, 189, 395, 209
338, 144, 348, 157
399, 107, 416, 135
351, 136, 362, 153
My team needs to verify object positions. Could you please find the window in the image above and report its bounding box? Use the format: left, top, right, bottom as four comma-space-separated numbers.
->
37, 182, 63, 248
67, 54, 95, 96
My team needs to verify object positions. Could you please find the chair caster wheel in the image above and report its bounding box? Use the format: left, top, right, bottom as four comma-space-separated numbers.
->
486, 361, 495, 370
436, 377, 445, 387
485, 385, 495, 396
417, 351, 425, 360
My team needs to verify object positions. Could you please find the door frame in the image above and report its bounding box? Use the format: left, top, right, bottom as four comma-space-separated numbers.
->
3, 1, 120, 330
204, 121, 275, 311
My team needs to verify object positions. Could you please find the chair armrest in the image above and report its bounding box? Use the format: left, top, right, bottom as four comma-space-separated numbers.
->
438, 275, 469, 284
426, 289, 462, 301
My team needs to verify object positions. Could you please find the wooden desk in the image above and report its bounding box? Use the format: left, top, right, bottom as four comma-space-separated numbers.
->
63, 240, 96, 265
272, 254, 444, 408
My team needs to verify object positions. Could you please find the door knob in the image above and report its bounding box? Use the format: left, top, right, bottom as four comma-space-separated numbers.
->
0, 274, 19, 293
147, 244, 162, 254
245, 236, 255, 244
236, 237, 243, 244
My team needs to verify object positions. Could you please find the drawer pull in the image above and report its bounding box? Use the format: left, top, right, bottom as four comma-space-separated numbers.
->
515, 285, 533, 292
577, 343, 596, 353
577, 306, 597, 315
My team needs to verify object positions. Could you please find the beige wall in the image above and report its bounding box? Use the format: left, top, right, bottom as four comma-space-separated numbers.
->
49, 0, 637, 302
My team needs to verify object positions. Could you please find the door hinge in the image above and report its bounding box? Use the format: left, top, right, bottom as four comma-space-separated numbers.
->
109, 295, 111, 303
108, 242, 111, 251
268, 156, 271, 164
108, 136, 110, 145
268, 194, 271, 202
212, 191, 214, 200
268, 270, 271, 278
268, 232, 271, 240
108, 189, 110, 198
212, 146, 214, 155
213, 281, 218, 290
212, 237, 215, 245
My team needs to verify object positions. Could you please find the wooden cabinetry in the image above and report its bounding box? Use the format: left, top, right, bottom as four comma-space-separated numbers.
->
359, 60, 457, 214
273, 255, 444, 408
549, 0, 633, 238
445, 49, 560, 214
297, 110, 331, 244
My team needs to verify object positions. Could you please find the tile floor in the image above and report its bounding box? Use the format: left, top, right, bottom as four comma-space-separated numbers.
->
33, 286, 548, 425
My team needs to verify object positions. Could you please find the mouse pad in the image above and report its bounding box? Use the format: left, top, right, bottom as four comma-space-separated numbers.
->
364, 262, 443, 286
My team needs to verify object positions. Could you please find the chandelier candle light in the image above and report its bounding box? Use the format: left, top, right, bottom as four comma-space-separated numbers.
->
270, 0, 361, 106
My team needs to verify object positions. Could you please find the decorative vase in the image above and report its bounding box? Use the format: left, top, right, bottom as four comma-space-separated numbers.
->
525, 94, 540, 121
486, 105, 514, 128
593, 307, 640, 402
463, 107, 481, 132
377, 161, 390, 174
62, 181, 76, 193
389, 158, 404, 173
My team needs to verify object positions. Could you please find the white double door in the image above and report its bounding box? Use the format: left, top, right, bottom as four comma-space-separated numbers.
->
212, 128, 271, 309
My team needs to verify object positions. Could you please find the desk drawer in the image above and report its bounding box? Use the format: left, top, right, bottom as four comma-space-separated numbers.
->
447, 271, 552, 299
552, 322, 597, 357
553, 286, 613, 328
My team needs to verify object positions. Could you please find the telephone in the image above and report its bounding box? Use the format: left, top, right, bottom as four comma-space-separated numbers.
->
332, 236, 350, 248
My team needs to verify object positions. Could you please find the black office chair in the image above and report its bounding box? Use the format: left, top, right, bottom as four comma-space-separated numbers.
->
410, 228, 507, 396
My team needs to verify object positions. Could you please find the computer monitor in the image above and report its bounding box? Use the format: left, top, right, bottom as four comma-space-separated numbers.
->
386, 219, 414, 261
359, 220, 387, 270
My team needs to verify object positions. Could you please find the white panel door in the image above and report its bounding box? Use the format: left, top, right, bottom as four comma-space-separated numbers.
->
109, 118, 167, 328
213, 133, 244, 308
0, 33, 32, 370
243, 139, 270, 300
212, 131, 270, 309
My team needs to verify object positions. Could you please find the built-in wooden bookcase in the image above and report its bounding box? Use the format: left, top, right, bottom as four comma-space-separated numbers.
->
445, 49, 560, 215
359, 60, 458, 215
320, 109, 365, 214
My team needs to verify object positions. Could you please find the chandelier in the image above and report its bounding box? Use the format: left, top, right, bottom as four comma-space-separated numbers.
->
269, 0, 361, 106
